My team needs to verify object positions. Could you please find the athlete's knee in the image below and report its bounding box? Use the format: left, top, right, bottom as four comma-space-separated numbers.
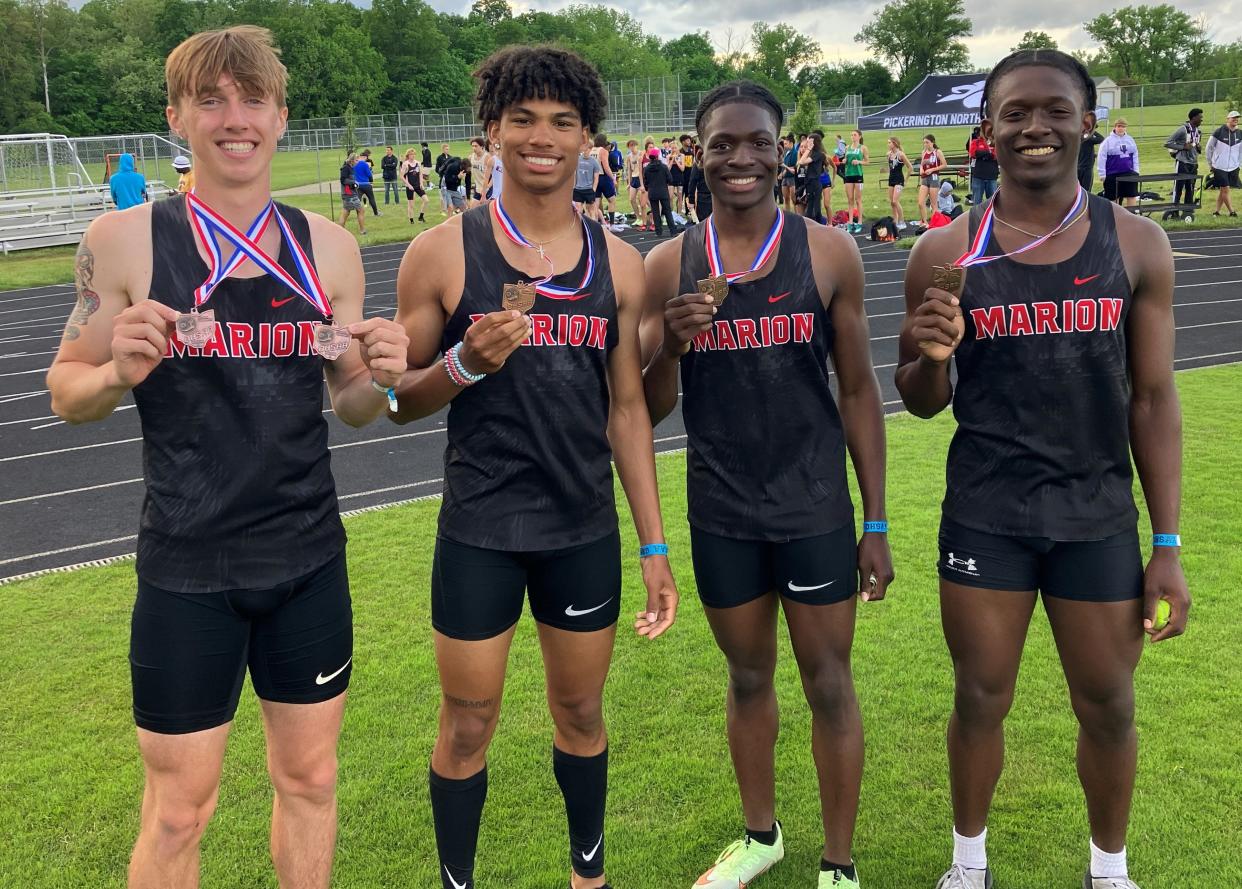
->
269, 751, 339, 808
146, 792, 217, 854
439, 697, 500, 764
727, 659, 776, 703
548, 690, 605, 746
800, 659, 858, 728
953, 672, 1016, 729
1070, 680, 1135, 744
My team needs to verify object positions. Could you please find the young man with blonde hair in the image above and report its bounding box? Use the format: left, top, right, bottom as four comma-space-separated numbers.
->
46, 25, 408, 888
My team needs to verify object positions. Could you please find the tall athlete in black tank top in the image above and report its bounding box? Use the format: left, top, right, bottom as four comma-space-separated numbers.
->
641, 82, 893, 889
897, 51, 1189, 889
46, 26, 409, 887
391, 47, 677, 889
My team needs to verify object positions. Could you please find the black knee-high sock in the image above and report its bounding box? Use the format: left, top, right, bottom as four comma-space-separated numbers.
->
553, 746, 608, 878
430, 766, 487, 889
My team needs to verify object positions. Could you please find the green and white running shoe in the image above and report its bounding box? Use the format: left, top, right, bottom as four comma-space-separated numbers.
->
693, 823, 784, 888
819, 865, 861, 888
1083, 875, 1140, 889
935, 864, 995, 889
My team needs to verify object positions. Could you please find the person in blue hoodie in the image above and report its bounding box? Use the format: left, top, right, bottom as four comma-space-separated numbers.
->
108, 153, 147, 210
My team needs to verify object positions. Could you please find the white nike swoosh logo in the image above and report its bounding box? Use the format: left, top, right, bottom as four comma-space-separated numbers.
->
315, 657, 352, 686
581, 834, 603, 862
565, 598, 613, 617
787, 580, 836, 592
443, 865, 467, 889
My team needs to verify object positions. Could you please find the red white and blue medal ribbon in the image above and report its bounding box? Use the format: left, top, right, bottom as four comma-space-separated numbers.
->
491, 198, 594, 298
705, 209, 784, 282
186, 191, 332, 318
954, 186, 1087, 268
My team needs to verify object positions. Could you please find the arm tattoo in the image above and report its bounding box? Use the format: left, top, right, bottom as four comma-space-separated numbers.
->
444, 694, 495, 710
64, 237, 101, 341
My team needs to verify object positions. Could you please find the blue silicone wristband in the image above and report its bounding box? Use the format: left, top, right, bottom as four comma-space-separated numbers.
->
863, 520, 889, 533
639, 543, 669, 558
1152, 534, 1181, 547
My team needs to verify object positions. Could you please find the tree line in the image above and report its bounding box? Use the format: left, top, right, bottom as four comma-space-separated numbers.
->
1, 0, 1238, 139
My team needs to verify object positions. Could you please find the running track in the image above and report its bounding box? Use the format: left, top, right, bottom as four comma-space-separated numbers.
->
2, 227, 1241, 582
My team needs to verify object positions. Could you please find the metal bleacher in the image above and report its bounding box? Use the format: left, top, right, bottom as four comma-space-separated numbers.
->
0, 185, 114, 254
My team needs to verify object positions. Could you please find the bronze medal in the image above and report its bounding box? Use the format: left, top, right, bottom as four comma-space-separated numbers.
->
931, 264, 967, 298
175, 309, 216, 349
502, 282, 537, 314
697, 275, 729, 306
313, 322, 352, 360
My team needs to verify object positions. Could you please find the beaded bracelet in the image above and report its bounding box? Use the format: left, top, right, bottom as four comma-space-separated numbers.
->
449, 343, 486, 384
443, 351, 469, 387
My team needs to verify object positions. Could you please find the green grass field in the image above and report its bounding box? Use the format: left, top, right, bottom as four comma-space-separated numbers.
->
3, 103, 1241, 290
2, 363, 1238, 888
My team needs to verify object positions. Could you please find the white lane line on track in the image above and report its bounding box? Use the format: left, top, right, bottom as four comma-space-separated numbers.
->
30, 420, 64, 430
0, 404, 133, 428
0, 437, 142, 462
0, 389, 48, 403
1176, 319, 1242, 331
328, 428, 445, 451
0, 349, 56, 361
0, 302, 72, 317
0, 289, 75, 304
0, 367, 51, 378
339, 479, 441, 500
1176, 350, 1242, 362
0, 478, 143, 506
0, 535, 137, 567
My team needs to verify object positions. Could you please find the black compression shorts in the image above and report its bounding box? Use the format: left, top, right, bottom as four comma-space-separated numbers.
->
130, 549, 352, 734
690, 523, 857, 608
432, 530, 622, 640
938, 517, 1143, 601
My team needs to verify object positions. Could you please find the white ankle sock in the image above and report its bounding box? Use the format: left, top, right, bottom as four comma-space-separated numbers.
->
1090, 840, 1127, 879
953, 827, 988, 870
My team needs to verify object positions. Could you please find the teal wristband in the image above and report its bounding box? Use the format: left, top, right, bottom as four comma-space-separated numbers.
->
639, 543, 669, 558
371, 378, 397, 413
863, 520, 888, 533
1152, 534, 1181, 547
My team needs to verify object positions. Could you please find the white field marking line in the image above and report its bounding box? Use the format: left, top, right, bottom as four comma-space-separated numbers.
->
0, 349, 56, 361
30, 420, 64, 430
0, 436, 142, 462
339, 478, 441, 500
0, 301, 73, 317
0, 389, 48, 403
1170, 262, 1242, 273
327, 428, 446, 450
0, 477, 143, 507
0, 317, 65, 331
0, 367, 51, 378
0, 288, 75, 304
0, 535, 137, 567
0, 551, 137, 586
1175, 350, 1242, 363
0, 404, 131, 427
0, 333, 71, 345
1176, 319, 1242, 331
1173, 297, 1242, 307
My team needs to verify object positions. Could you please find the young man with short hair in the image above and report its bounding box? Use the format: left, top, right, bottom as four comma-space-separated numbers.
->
46, 26, 409, 889
381, 145, 400, 205
1206, 110, 1241, 217
355, 148, 379, 215
391, 45, 677, 889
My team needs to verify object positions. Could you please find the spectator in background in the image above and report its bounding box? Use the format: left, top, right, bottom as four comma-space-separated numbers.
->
886, 137, 912, 231
967, 126, 999, 207
109, 153, 147, 210
1206, 110, 1241, 217
642, 146, 677, 236
381, 145, 400, 205
685, 143, 712, 222
338, 153, 366, 234
400, 148, 426, 224
781, 133, 798, 212
625, 139, 651, 230
1165, 108, 1202, 214
937, 180, 962, 219
798, 132, 828, 223
172, 155, 194, 194
592, 133, 618, 222
916, 134, 945, 228
573, 140, 602, 220
434, 142, 452, 214
1099, 118, 1140, 207
441, 154, 466, 216
421, 141, 433, 170
354, 148, 380, 215
1078, 124, 1105, 192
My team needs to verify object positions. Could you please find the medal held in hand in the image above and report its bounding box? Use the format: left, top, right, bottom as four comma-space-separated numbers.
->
175, 308, 216, 349
502, 282, 537, 314
696, 275, 729, 306
313, 322, 352, 360
931, 265, 966, 297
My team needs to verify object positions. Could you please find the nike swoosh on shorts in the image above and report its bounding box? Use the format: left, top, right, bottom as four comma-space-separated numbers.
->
565, 598, 614, 617
787, 580, 835, 592
315, 657, 352, 685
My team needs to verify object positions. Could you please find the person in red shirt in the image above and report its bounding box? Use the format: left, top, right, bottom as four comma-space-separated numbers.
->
967, 128, 999, 207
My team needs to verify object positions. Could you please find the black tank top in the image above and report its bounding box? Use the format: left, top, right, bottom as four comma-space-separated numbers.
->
678, 212, 853, 540
945, 193, 1137, 539
134, 195, 345, 592
438, 205, 619, 551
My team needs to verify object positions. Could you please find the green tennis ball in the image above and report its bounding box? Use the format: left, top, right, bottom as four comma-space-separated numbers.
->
1152, 599, 1171, 630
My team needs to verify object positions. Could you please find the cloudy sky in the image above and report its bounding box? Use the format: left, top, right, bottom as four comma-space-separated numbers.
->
428, 0, 1242, 68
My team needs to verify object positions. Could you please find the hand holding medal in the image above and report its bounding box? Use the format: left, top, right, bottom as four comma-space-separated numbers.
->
918, 186, 1087, 363
459, 310, 532, 375
346, 317, 409, 388
109, 299, 180, 389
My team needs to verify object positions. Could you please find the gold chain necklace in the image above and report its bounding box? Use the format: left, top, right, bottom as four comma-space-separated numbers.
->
532, 218, 581, 260
992, 202, 1087, 241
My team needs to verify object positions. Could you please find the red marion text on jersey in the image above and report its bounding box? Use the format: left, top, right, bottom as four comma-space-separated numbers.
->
691, 313, 816, 351
469, 312, 610, 349
970, 298, 1124, 340
165, 320, 327, 358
